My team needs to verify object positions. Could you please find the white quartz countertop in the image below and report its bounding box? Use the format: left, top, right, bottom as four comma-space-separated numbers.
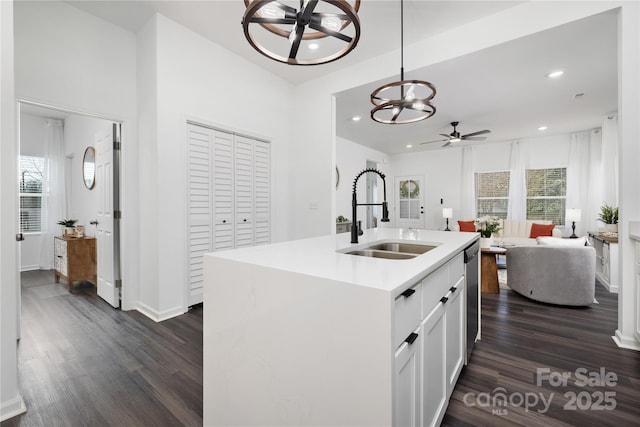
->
207, 228, 478, 296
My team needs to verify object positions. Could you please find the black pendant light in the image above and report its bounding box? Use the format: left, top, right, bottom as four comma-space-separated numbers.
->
242, 0, 361, 66
370, 0, 436, 124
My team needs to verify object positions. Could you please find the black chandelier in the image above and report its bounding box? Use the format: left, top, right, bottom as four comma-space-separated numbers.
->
370, 0, 436, 124
242, 0, 361, 66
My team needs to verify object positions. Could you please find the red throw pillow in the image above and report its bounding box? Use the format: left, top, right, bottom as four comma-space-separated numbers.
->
458, 220, 476, 232
530, 223, 555, 238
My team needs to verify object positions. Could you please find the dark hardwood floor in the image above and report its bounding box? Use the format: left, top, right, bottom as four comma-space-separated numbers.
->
3, 271, 639, 426
2, 270, 202, 427
443, 282, 640, 427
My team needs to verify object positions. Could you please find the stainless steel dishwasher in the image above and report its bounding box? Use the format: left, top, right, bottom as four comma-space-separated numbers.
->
464, 240, 480, 363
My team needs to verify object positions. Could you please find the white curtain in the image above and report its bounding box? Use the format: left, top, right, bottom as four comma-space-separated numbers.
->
39, 119, 66, 269
567, 130, 602, 235
507, 141, 526, 219
601, 114, 618, 207
460, 147, 475, 220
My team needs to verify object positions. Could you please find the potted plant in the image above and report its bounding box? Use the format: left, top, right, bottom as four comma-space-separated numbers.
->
57, 219, 78, 236
598, 203, 618, 233
475, 216, 502, 248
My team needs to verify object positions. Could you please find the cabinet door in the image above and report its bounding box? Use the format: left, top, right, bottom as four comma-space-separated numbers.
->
420, 303, 447, 427
187, 124, 214, 306
234, 136, 254, 248
253, 141, 270, 245
445, 277, 465, 397
54, 238, 68, 276
395, 328, 421, 427
213, 130, 235, 251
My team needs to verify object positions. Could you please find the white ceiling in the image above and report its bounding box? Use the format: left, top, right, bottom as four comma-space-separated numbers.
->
63, 1, 617, 155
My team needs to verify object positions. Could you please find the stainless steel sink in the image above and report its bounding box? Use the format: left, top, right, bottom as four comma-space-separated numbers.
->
345, 249, 417, 260
366, 242, 437, 255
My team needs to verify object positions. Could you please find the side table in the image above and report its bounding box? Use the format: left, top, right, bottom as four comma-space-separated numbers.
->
481, 247, 507, 293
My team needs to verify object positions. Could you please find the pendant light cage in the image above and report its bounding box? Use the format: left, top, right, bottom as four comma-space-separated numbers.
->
370, 0, 436, 124
242, 0, 361, 66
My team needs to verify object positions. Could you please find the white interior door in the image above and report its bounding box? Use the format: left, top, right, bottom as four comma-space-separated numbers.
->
395, 176, 425, 228
95, 125, 119, 307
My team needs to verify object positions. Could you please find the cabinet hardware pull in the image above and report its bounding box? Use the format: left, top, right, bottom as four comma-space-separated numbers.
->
450, 286, 457, 293
222, 220, 226, 223
405, 332, 419, 345
243, 219, 247, 222
401, 288, 416, 298
440, 296, 449, 304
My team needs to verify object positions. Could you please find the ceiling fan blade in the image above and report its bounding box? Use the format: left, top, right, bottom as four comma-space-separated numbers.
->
308, 22, 352, 43
438, 133, 451, 138
462, 136, 487, 141
419, 138, 447, 145
442, 140, 452, 148
461, 129, 491, 138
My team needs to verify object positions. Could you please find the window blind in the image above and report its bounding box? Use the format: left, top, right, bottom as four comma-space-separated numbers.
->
19, 155, 44, 233
526, 168, 566, 225
475, 171, 510, 219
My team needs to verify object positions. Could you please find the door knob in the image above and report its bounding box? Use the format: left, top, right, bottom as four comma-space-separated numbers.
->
16, 233, 24, 242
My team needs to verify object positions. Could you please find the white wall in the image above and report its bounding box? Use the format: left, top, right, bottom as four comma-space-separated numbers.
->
133, 14, 295, 320
387, 135, 581, 232
14, 0, 138, 310
335, 137, 389, 228
63, 114, 110, 235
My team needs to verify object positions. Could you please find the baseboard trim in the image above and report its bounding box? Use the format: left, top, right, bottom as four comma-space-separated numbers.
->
136, 302, 185, 323
19, 265, 40, 272
1, 394, 26, 422
612, 330, 640, 351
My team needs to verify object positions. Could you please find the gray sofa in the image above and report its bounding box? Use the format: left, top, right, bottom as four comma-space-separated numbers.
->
507, 246, 596, 306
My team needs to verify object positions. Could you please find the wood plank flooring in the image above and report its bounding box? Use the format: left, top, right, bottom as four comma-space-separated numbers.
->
3, 271, 639, 426
443, 282, 640, 426
2, 270, 202, 427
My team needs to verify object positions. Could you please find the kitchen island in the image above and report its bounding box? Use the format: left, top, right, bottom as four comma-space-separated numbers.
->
204, 228, 479, 426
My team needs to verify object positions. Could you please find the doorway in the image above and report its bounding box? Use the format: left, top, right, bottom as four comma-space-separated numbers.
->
17, 101, 122, 310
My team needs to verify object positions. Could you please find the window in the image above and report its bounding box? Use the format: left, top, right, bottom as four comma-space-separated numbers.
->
19, 155, 44, 233
526, 168, 566, 225
475, 171, 509, 219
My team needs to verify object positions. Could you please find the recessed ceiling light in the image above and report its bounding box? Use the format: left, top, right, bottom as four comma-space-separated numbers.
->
308, 43, 319, 51
406, 144, 413, 149
538, 126, 548, 131
547, 70, 564, 78
352, 115, 361, 122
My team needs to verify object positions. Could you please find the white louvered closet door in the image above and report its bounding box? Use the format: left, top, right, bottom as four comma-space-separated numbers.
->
254, 141, 271, 245
187, 124, 213, 307
234, 136, 254, 248
187, 123, 271, 307
212, 130, 235, 251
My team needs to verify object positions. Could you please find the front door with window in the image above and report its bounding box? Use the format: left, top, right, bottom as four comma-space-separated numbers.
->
395, 176, 424, 228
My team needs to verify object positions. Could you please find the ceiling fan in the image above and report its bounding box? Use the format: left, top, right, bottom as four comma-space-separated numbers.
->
420, 121, 491, 147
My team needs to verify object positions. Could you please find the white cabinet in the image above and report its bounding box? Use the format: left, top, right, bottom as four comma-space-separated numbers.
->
395, 328, 421, 427
187, 123, 270, 306
420, 303, 446, 427
589, 232, 619, 293
393, 254, 466, 427
445, 276, 465, 397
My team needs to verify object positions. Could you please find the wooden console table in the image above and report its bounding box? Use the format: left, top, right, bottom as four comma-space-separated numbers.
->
54, 236, 97, 292
481, 247, 507, 294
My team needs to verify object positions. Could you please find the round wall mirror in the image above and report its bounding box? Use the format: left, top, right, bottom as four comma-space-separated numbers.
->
82, 147, 96, 190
